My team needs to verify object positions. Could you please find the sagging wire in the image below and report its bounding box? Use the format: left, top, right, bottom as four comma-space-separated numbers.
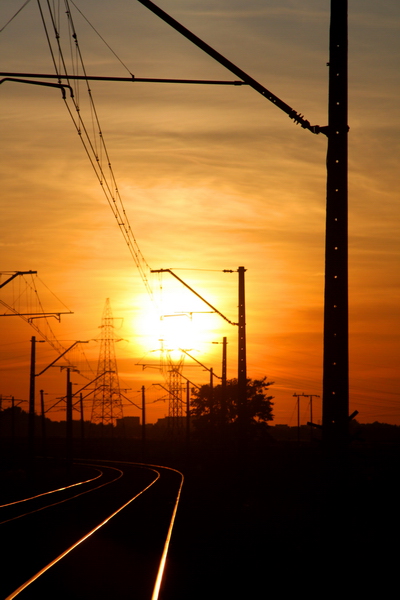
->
37, 0, 154, 301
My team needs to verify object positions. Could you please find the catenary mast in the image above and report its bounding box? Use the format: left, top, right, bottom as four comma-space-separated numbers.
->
322, 1, 349, 448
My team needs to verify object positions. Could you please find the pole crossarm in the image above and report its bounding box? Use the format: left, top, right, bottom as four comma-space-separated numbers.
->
151, 268, 238, 326
136, 0, 323, 134
0, 72, 246, 86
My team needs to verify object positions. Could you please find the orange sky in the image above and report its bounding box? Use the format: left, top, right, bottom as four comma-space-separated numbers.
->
1, 0, 399, 425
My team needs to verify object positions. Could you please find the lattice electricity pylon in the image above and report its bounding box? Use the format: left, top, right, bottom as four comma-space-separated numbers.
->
162, 351, 186, 434
91, 299, 124, 426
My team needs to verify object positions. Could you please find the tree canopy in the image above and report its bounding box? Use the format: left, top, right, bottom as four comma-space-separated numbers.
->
191, 377, 274, 433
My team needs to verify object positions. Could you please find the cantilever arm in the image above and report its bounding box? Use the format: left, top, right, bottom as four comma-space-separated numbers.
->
0, 271, 37, 289
151, 269, 238, 326
180, 349, 222, 379
35, 341, 88, 377
137, 0, 323, 134
0, 77, 74, 99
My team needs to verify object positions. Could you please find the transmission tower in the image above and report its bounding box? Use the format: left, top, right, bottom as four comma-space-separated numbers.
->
91, 299, 124, 427
167, 355, 185, 420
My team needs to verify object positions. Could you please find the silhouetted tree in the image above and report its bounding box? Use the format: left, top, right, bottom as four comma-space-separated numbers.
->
191, 377, 274, 435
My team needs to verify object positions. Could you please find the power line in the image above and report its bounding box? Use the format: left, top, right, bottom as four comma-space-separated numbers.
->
37, 0, 154, 300
0, 0, 33, 34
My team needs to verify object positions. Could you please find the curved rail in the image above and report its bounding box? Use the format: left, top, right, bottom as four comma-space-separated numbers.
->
82, 458, 185, 600
151, 465, 184, 600
5, 464, 161, 599
0, 465, 102, 508
0, 465, 121, 526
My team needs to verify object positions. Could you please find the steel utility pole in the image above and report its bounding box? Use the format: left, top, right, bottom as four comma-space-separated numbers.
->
213, 337, 227, 423
66, 368, 73, 466
28, 336, 36, 458
293, 393, 308, 443
322, 1, 349, 450
80, 393, 85, 455
222, 337, 227, 388
186, 380, 190, 450
307, 394, 320, 429
28, 338, 88, 460
40, 389, 47, 456
237, 267, 247, 428
141, 385, 146, 457
28, 336, 45, 458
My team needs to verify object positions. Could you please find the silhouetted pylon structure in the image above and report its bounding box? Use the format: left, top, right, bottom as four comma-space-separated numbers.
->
161, 350, 185, 434
91, 299, 124, 426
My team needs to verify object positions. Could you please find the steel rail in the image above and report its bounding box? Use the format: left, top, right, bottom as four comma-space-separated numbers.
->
82, 459, 185, 600
0, 465, 121, 526
151, 466, 184, 600
5, 464, 161, 599
0, 467, 102, 508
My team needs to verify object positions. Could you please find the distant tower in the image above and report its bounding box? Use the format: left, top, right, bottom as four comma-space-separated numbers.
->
91, 299, 124, 426
167, 353, 185, 421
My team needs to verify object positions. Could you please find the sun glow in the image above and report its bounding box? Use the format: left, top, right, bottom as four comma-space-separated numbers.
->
133, 296, 222, 360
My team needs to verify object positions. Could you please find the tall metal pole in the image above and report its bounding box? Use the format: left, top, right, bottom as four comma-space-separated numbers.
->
40, 389, 47, 457
11, 396, 15, 459
222, 337, 227, 387
293, 393, 303, 444
221, 337, 227, 425
141, 385, 146, 456
80, 392, 85, 455
322, 1, 349, 449
309, 394, 320, 427
66, 368, 73, 465
186, 380, 190, 450
28, 336, 36, 458
298, 395, 301, 443
237, 267, 247, 426
209, 367, 214, 428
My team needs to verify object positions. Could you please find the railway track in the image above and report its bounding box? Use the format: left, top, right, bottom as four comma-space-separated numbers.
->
1, 460, 184, 599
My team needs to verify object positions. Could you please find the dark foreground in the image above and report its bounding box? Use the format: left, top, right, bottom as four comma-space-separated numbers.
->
1, 435, 399, 598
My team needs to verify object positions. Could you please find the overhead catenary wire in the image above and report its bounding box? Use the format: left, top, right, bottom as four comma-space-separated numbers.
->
0, 0, 33, 34
37, 0, 154, 301
0, 272, 85, 373
68, 0, 134, 76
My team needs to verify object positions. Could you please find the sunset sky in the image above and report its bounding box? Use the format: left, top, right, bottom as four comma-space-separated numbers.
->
1, 0, 399, 426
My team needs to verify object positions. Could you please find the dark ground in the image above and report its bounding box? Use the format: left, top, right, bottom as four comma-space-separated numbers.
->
1, 433, 399, 598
